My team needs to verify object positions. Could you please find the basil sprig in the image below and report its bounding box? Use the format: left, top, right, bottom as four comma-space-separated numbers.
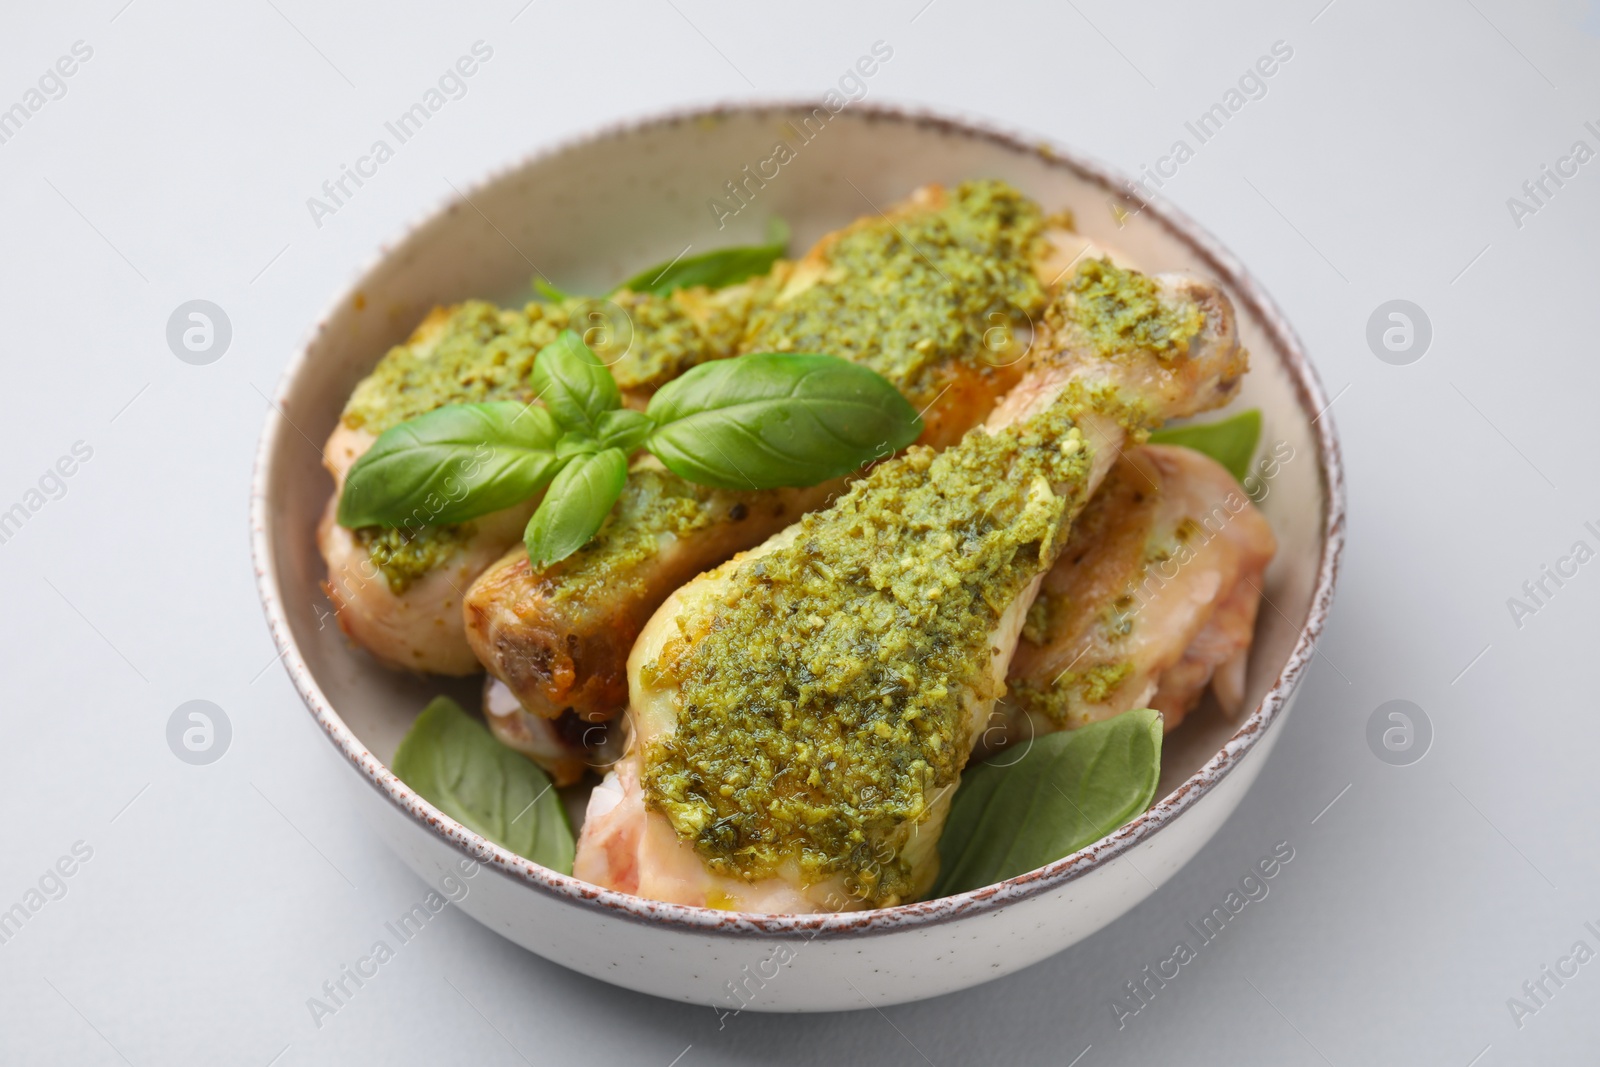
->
522, 447, 629, 567
337, 403, 563, 529
1148, 408, 1261, 483
338, 330, 921, 568
532, 219, 789, 302
616, 218, 789, 297
933, 707, 1162, 897
532, 277, 570, 303
532, 330, 618, 436
391, 696, 574, 873
645, 354, 921, 490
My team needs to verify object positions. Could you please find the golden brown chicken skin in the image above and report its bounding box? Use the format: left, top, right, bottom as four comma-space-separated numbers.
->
990, 442, 1277, 755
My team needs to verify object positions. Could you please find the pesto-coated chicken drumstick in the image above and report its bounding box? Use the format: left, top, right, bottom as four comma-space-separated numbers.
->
575, 258, 1246, 909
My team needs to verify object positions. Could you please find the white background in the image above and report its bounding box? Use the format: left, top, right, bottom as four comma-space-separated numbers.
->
2, 1, 1598, 1064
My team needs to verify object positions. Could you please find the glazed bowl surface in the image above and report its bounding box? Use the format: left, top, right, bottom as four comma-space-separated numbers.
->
252, 102, 1343, 1012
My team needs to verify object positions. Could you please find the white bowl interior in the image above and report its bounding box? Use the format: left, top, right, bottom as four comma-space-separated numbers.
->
260, 105, 1330, 894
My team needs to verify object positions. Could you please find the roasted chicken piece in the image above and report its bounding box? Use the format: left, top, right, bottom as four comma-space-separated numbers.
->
470, 181, 1092, 771
483, 676, 625, 786
574, 259, 1246, 910
318, 281, 777, 675
984, 443, 1275, 758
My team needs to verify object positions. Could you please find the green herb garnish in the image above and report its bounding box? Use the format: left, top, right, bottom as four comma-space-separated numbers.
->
391, 697, 574, 873
1148, 408, 1261, 483
616, 219, 789, 298
338, 330, 922, 568
522, 447, 629, 568
933, 707, 1162, 897
644, 352, 916, 490
531, 219, 789, 302
337, 403, 562, 529
531, 329, 621, 436
532, 277, 571, 303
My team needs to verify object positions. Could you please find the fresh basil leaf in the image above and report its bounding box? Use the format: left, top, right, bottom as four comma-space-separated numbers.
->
615, 218, 789, 297
337, 402, 562, 528
533, 277, 571, 303
523, 447, 629, 567
1149, 408, 1261, 483
596, 408, 654, 453
556, 434, 600, 459
391, 696, 574, 873
932, 707, 1162, 898
644, 353, 922, 490
532, 330, 620, 436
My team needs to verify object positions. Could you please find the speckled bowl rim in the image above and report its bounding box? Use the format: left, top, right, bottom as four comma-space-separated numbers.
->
252, 99, 1345, 940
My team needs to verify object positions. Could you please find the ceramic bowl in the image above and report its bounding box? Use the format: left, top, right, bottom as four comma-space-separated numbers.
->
252, 102, 1343, 1012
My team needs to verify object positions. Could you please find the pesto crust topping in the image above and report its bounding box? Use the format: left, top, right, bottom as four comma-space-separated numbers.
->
1054, 257, 1204, 362
353, 522, 476, 595
1007, 661, 1133, 724
543, 468, 752, 610
641, 400, 1095, 904
743, 180, 1051, 408
341, 289, 770, 436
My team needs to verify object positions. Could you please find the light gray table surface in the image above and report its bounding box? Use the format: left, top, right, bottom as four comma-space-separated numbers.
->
2, 1, 1597, 1063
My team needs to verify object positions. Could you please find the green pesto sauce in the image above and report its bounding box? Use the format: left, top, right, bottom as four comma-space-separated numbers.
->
1010, 481, 1206, 725
1058, 258, 1204, 362
354, 522, 476, 595
641, 402, 1095, 904
343, 301, 554, 435
545, 468, 745, 610
1009, 661, 1133, 724
742, 180, 1049, 408
606, 282, 775, 391
1022, 596, 1054, 645
341, 290, 766, 436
